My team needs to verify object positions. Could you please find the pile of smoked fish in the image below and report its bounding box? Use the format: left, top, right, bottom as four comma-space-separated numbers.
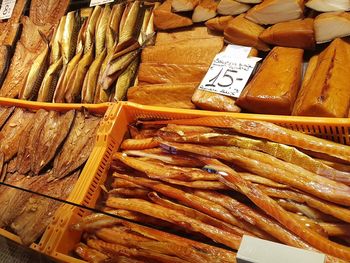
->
74, 117, 350, 262
0, 106, 101, 245
0, 1, 156, 103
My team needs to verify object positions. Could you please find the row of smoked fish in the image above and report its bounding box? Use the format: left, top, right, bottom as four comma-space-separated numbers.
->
0, 0, 155, 103
0, 106, 101, 245
0, 0, 71, 98
130, 21, 350, 117
73, 117, 350, 262
154, 0, 350, 46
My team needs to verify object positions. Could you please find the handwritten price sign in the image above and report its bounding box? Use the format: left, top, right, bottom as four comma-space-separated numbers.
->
0, 0, 16, 20
199, 54, 260, 98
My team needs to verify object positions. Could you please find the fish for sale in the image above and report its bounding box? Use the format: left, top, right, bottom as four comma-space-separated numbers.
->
19, 43, 49, 100
95, 5, 111, 57
37, 57, 63, 102
118, 1, 141, 45
106, 3, 125, 49
16, 109, 49, 175
85, 6, 102, 54
0, 106, 15, 129
62, 11, 80, 64
53, 112, 101, 179
50, 16, 66, 64
53, 50, 83, 103
31, 110, 75, 175
0, 45, 11, 88
81, 48, 107, 103
0, 108, 35, 162
65, 46, 94, 103
76, 17, 89, 55
114, 57, 139, 101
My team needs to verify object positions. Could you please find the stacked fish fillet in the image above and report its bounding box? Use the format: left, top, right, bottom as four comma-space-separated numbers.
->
0, 106, 101, 245
75, 117, 350, 262
12, 1, 156, 104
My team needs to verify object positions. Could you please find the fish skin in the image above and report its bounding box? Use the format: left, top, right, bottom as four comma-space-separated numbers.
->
50, 16, 66, 64
106, 3, 125, 49
16, 109, 49, 175
102, 49, 140, 91
0, 108, 35, 162
19, 43, 49, 100
0, 45, 12, 88
0, 106, 15, 129
31, 110, 76, 175
76, 17, 89, 55
95, 5, 111, 57
37, 57, 63, 102
82, 48, 107, 103
85, 6, 102, 54
114, 57, 139, 101
11, 170, 79, 246
53, 50, 83, 103
65, 47, 94, 103
62, 11, 80, 64
53, 112, 101, 179
118, 1, 141, 45
29, 0, 70, 26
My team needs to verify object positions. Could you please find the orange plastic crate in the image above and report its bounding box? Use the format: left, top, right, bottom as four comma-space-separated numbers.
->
43, 101, 350, 263
0, 98, 115, 252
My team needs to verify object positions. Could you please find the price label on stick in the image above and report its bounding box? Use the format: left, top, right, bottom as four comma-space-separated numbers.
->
90, 0, 114, 7
0, 0, 16, 20
199, 54, 260, 98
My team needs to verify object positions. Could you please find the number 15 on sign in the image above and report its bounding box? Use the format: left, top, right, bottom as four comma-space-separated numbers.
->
199, 63, 253, 98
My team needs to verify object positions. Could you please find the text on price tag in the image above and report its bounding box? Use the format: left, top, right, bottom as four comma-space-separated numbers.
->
90, 0, 114, 7
199, 54, 260, 98
0, 0, 16, 20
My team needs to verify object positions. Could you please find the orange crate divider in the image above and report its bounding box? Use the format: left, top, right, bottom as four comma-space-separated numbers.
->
47, 102, 350, 262
0, 98, 115, 251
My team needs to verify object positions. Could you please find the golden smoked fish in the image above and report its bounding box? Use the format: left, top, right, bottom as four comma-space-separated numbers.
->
0, 45, 11, 88
50, 16, 66, 64
82, 48, 107, 103
53, 50, 83, 103
62, 11, 80, 64
65, 47, 94, 103
95, 5, 111, 57
20, 43, 49, 100
37, 57, 63, 102
114, 57, 139, 101
106, 3, 125, 49
85, 6, 102, 54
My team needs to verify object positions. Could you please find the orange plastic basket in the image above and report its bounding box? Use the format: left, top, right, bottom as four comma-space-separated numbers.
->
43, 101, 350, 263
0, 98, 114, 252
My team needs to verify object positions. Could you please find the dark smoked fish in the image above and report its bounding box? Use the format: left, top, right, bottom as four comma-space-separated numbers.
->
16, 109, 49, 175
11, 171, 79, 245
0, 108, 35, 162
53, 112, 100, 179
0, 106, 15, 129
31, 110, 75, 175
0, 45, 11, 88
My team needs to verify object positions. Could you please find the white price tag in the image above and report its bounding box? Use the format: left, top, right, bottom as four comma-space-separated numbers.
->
199, 53, 260, 98
224, 44, 252, 58
0, 0, 16, 20
90, 0, 114, 7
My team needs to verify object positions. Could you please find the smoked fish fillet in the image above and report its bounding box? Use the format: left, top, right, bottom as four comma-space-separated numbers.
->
29, 0, 70, 26
53, 112, 101, 179
128, 83, 197, 109
237, 46, 303, 115
0, 17, 49, 98
16, 109, 48, 174
0, 106, 15, 129
0, 108, 35, 161
31, 110, 76, 175
292, 38, 350, 117
155, 27, 218, 45
141, 38, 224, 65
11, 171, 79, 245
138, 63, 208, 84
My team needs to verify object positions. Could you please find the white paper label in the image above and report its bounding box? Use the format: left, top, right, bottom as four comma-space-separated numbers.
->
0, 0, 16, 20
199, 52, 260, 98
90, 0, 114, 7
224, 44, 252, 58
